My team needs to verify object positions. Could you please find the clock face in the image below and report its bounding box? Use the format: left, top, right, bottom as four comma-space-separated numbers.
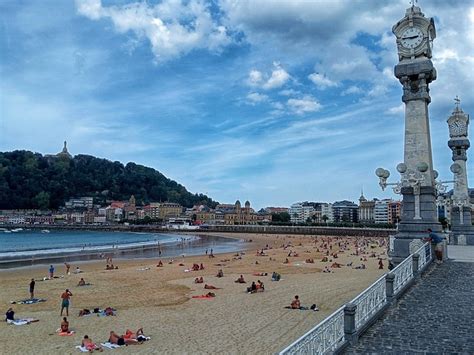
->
449, 120, 465, 136
401, 27, 423, 49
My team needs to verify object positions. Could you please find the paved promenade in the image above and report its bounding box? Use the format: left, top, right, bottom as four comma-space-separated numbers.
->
344, 246, 474, 354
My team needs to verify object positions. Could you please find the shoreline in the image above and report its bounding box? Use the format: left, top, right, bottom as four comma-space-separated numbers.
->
0, 232, 246, 269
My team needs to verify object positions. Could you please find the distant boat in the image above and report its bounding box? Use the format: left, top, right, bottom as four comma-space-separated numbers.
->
41, 230, 50, 233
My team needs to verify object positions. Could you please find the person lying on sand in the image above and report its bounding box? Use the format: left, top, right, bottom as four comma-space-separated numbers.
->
124, 328, 148, 342
331, 262, 342, 268
194, 277, 204, 284
109, 331, 140, 346
82, 335, 103, 352
235, 275, 246, 283
204, 284, 220, 290
78, 309, 91, 317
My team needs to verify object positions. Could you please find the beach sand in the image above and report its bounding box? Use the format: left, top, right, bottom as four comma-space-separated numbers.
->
0, 233, 387, 354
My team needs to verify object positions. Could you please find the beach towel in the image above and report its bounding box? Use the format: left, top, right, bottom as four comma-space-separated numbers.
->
10, 298, 46, 305
59, 331, 75, 336
7, 318, 38, 325
75, 345, 89, 352
101, 342, 122, 349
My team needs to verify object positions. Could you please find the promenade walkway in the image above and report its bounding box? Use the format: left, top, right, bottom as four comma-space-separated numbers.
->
344, 246, 474, 354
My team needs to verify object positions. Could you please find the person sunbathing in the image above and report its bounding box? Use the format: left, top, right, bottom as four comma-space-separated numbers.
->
195, 277, 204, 284
331, 262, 342, 268
321, 257, 328, 262
124, 328, 147, 342
77, 278, 86, 286
60, 317, 70, 333
109, 331, 140, 346
291, 295, 301, 309
104, 307, 115, 316
5, 307, 14, 322
235, 275, 246, 283
204, 284, 219, 289
247, 281, 257, 293
157, 260, 163, 267
199, 263, 204, 270
257, 280, 264, 291
283, 258, 289, 264
82, 335, 103, 352
306, 258, 314, 263
74, 267, 83, 274
378, 259, 384, 269
78, 309, 91, 317
216, 269, 224, 278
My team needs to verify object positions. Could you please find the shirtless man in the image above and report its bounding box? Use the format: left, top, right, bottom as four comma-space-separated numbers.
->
77, 278, 86, 286
109, 331, 139, 345
60, 289, 73, 316
291, 295, 301, 309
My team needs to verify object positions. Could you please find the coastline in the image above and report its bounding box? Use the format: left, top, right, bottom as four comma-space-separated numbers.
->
0, 232, 246, 269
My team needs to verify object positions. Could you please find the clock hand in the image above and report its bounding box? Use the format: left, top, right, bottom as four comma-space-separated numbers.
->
402, 35, 419, 40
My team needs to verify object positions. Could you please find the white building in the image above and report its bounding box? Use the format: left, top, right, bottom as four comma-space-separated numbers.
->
374, 199, 391, 224
321, 203, 334, 223
289, 202, 315, 224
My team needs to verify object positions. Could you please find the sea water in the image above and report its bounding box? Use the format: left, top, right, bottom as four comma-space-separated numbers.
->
0, 230, 243, 263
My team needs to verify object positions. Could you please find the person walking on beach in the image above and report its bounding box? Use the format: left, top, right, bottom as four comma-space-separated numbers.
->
49, 265, 55, 279
65, 262, 71, 275
60, 289, 73, 316
29, 278, 35, 299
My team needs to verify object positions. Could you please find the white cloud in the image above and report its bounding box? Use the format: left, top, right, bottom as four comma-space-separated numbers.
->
262, 62, 291, 89
75, 0, 232, 62
386, 104, 404, 115
308, 72, 338, 89
246, 62, 291, 90
246, 92, 269, 104
247, 70, 263, 86
342, 85, 363, 96
287, 95, 321, 115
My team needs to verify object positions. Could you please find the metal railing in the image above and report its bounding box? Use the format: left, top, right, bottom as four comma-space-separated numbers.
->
279, 242, 432, 355
351, 274, 387, 330
280, 306, 345, 355
392, 254, 413, 294
415, 242, 432, 270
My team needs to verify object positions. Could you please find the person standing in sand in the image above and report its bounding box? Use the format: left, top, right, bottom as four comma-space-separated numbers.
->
49, 265, 55, 279
65, 262, 71, 275
29, 278, 35, 299
60, 289, 73, 316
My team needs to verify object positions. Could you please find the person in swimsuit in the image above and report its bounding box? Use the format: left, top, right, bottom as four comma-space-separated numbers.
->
109, 331, 139, 345
60, 317, 70, 333
60, 289, 73, 316
291, 295, 301, 309
82, 335, 103, 352
77, 278, 86, 286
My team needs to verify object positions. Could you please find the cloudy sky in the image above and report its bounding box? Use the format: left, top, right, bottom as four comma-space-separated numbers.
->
1, 0, 473, 209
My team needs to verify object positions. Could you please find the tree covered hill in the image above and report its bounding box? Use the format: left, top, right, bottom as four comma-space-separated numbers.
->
0, 150, 218, 210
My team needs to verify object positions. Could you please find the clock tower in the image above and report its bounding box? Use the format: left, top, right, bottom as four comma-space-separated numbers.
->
391, 3, 441, 261
447, 99, 474, 245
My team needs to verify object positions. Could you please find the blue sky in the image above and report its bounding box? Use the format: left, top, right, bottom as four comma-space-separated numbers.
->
1, 0, 473, 209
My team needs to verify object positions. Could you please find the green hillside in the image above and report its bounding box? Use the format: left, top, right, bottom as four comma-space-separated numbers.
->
0, 150, 218, 209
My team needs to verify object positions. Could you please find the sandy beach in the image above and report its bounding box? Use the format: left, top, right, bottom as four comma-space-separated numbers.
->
0, 233, 387, 354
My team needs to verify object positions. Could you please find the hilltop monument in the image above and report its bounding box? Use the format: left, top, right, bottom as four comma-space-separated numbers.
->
376, 3, 441, 262
446, 98, 474, 245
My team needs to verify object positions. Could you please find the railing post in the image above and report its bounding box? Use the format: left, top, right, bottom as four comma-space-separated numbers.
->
412, 253, 420, 275
385, 273, 395, 302
344, 303, 357, 343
